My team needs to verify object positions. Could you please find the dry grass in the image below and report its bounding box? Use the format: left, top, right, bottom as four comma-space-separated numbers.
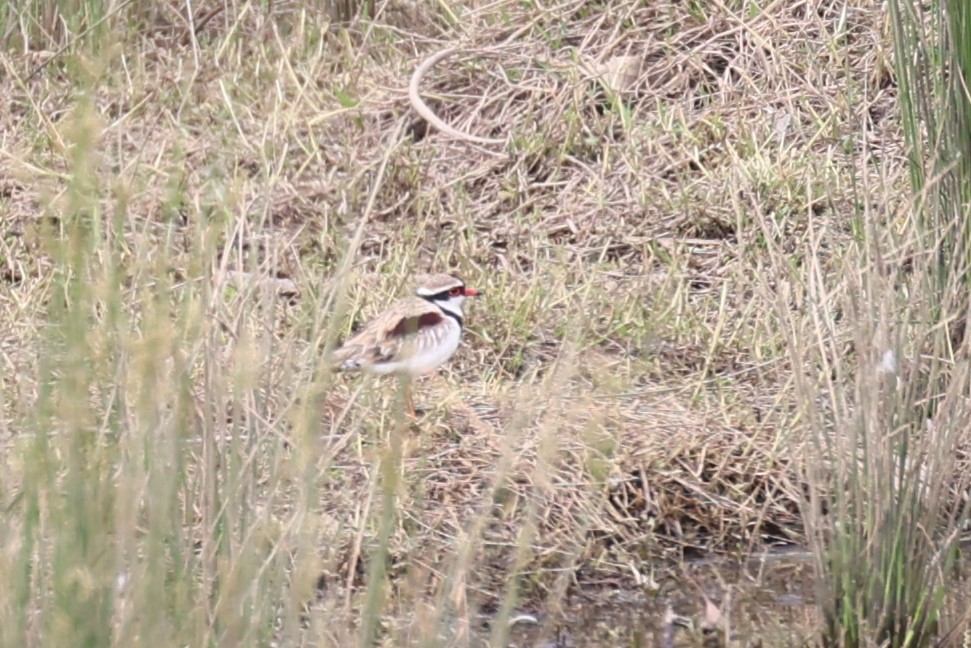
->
0, 0, 966, 645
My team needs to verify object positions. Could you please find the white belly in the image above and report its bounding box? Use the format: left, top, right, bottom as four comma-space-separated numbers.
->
367, 320, 462, 376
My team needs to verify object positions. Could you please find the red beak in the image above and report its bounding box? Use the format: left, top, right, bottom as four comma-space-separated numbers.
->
464, 287, 480, 297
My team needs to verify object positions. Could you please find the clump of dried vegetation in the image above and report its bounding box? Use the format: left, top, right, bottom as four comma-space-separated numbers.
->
1, 0, 970, 645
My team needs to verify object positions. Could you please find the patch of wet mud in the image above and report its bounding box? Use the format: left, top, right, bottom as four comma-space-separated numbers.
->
502, 546, 971, 646
504, 550, 819, 647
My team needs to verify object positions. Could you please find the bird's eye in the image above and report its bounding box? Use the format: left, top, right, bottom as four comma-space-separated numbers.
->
449, 287, 463, 296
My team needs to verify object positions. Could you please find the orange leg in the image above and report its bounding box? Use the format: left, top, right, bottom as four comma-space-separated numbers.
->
397, 377, 417, 417
405, 383, 416, 417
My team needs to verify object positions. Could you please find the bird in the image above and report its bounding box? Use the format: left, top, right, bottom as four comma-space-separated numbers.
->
330, 273, 480, 415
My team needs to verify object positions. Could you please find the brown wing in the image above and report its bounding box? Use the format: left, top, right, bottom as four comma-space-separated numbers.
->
389, 310, 444, 337
332, 297, 443, 369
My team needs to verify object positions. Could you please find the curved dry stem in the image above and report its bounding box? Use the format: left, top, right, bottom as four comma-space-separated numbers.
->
408, 47, 507, 147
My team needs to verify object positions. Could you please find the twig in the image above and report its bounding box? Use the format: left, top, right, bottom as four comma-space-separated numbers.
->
408, 47, 506, 147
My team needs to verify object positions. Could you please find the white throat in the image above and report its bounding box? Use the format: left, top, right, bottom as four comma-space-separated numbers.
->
435, 297, 464, 321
